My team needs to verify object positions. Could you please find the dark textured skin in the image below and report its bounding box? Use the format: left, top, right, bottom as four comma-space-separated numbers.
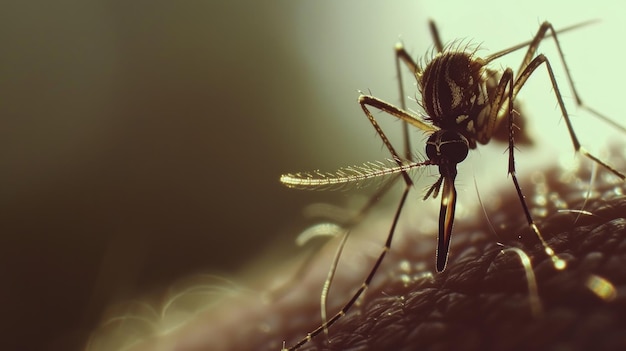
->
263, 153, 626, 351
102, 151, 626, 351
288, 187, 626, 351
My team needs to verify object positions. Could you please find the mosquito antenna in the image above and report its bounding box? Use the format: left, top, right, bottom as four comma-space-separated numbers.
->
280, 159, 432, 191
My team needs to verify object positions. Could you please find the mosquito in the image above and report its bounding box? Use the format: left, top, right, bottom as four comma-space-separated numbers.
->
279, 19, 625, 350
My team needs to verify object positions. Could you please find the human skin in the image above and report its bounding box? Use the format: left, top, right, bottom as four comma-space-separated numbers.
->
89, 148, 626, 351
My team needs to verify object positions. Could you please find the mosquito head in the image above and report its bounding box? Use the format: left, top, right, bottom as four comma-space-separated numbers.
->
425, 130, 469, 167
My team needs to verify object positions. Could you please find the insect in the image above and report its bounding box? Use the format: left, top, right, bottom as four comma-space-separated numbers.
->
279, 19, 625, 350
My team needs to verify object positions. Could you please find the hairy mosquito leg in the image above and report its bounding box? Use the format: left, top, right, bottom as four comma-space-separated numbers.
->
285, 186, 412, 351
481, 60, 565, 270
512, 21, 624, 134
499, 60, 566, 270
315, 57, 425, 337
314, 48, 422, 329
512, 54, 625, 180
315, 37, 438, 339
280, 39, 428, 310
293, 47, 426, 329
294, 95, 436, 349
504, 22, 626, 175
316, 23, 447, 338
276, 101, 416, 307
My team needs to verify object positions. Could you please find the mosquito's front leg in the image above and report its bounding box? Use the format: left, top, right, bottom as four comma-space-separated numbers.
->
300, 94, 436, 347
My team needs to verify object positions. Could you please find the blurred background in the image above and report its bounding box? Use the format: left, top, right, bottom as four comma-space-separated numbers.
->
1, 1, 624, 350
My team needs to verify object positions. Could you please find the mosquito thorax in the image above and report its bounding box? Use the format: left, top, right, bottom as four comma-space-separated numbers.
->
420, 52, 487, 135
425, 130, 469, 164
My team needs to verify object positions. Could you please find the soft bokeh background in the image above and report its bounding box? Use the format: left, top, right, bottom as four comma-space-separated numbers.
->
1, 1, 624, 350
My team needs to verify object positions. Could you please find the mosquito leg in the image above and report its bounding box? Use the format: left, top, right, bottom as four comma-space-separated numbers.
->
274, 107, 418, 307
302, 94, 437, 348
514, 22, 626, 138
313, 171, 404, 344
513, 54, 625, 179
514, 21, 593, 109
494, 64, 567, 270
294, 46, 430, 335
315, 45, 424, 333
334, 39, 425, 222
314, 69, 427, 341
315, 38, 438, 340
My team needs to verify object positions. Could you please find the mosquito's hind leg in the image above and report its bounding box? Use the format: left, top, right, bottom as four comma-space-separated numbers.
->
513, 21, 626, 159
513, 53, 624, 180
503, 50, 625, 271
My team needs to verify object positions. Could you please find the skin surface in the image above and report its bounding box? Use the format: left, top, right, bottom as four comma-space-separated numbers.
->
88, 147, 626, 351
